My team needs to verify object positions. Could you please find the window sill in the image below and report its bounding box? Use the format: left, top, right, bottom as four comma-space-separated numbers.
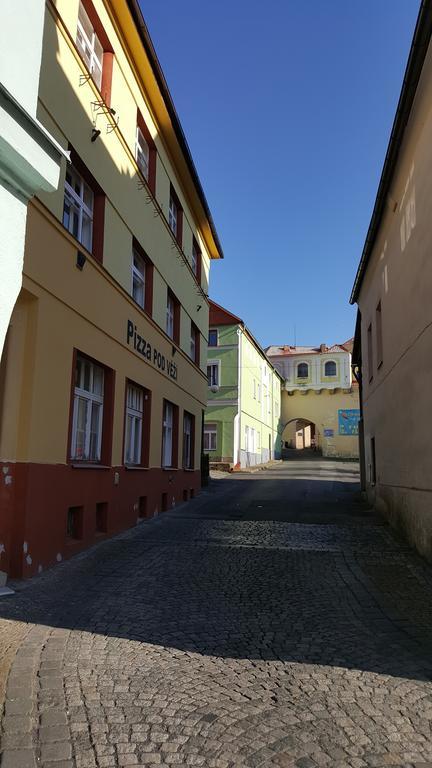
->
162, 467, 179, 471
71, 463, 111, 470
183, 467, 195, 472
125, 465, 150, 471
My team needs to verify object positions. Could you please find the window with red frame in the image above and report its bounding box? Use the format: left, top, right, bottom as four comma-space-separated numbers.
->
76, 0, 114, 105
162, 400, 179, 468
191, 237, 202, 283
131, 240, 153, 315
124, 381, 151, 467
62, 149, 105, 262
190, 321, 200, 365
70, 352, 114, 465
166, 289, 180, 345
183, 412, 195, 469
168, 185, 183, 246
135, 111, 157, 194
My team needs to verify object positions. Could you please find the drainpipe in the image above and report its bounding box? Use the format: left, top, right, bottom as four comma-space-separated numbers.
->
233, 327, 243, 469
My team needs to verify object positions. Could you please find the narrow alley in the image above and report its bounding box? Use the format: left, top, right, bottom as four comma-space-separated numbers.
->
1, 459, 432, 768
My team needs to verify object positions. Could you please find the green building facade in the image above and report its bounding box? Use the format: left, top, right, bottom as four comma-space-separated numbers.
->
205, 302, 283, 469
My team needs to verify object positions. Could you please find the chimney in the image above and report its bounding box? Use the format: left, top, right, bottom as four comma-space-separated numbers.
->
320, 343, 326, 353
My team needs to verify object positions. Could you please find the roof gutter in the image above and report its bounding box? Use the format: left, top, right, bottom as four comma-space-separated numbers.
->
350, 0, 432, 304
125, 0, 224, 260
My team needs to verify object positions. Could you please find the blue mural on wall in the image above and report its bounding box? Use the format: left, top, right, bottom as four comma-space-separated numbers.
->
338, 409, 360, 436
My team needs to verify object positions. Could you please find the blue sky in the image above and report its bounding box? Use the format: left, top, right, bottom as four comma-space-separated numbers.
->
140, 1, 420, 347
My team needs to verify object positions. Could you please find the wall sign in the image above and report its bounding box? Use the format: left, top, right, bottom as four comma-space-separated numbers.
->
338, 409, 360, 435
127, 320, 177, 380
323, 428, 334, 438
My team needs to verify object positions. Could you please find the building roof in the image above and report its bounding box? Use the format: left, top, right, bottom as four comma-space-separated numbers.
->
350, 0, 432, 303
209, 300, 284, 381
266, 338, 354, 358
117, 0, 224, 261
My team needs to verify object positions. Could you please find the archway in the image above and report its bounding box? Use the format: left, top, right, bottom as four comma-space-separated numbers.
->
280, 417, 319, 458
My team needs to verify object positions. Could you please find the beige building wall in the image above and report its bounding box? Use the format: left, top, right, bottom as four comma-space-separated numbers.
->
355, 38, 432, 559
281, 388, 360, 459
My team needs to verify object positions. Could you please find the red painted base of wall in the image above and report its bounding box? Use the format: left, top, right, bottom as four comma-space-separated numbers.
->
0, 463, 200, 579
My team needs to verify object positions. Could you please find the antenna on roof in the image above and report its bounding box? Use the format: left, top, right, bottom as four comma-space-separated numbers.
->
294, 324, 297, 348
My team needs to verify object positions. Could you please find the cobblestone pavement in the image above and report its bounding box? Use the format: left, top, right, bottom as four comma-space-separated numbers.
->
2, 459, 432, 768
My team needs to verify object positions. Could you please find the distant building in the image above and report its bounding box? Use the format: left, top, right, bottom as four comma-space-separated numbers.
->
205, 302, 283, 469
350, 5, 432, 558
266, 341, 360, 459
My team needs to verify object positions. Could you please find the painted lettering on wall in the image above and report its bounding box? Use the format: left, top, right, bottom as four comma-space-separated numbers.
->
127, 320, 178, 380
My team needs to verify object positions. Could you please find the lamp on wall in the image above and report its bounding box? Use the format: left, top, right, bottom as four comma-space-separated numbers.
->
91, 128, 101, 142
172, 345, 177, 356
76, 251, 86, 270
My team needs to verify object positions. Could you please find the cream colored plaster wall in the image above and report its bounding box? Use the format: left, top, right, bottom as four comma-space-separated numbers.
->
0, 204, 207, 468
37, 2, 212, 366
103, 200, 132, 292
281, 389, 359, 459
357, 41, 432, 557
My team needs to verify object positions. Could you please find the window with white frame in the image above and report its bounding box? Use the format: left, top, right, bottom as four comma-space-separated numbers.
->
135, 125, 150, 180
297, 362, 309, 378
257, 383, 261, 402
132, 249, 145, 308
204, 424, 217, 451
166, 292, 174, 339
190, 322, 198, 363
76, 1, 103, 90
207, 362, 219, 387
124, 384, 143, 465
63, 165, 94, 251
257, 431, 261, 451
192, 238, 200, 279
183, 412, 194, 468
324, 360, 337, 377
168, 194, 178, 236
208, 329, 218, 347
71, 355, 104, 462
162, 401, 174, 467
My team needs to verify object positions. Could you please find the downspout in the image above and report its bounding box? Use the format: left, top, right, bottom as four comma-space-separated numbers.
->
233, 327, 242, 469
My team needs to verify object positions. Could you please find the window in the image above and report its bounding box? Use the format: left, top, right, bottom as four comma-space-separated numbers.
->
166, 293, 174, 338
253, 379, 256, 398
168, 186, 183, 245
135, 126, 149, 180
324, 360, 337, 377
63, 165, 94, 251
75, 0, 113, 104
76, 1, 103, 89
132, 249, 145, 308
190, 322, 199, 365
367, 323, 373, 382
370, 436, 376, 484
165, 290, 179, 343
192, 237, 202, 283
204, 424, 217, 451
257, 383, 261, 402
208, 329, 218, 347
207, 362, 219, 388
376, 302, 383, 368
169, 195, 177, 235
124, 384, 144, 465
297, 362, 309, 379
183, 412, 194, 469
162, 401, 178, 468
71, 355, 104, 461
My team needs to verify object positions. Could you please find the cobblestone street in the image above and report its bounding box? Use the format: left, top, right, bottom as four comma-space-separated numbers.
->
2, 458, 432, 768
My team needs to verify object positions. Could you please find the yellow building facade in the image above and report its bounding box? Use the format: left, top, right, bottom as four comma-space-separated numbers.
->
0, 0, 222, 579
